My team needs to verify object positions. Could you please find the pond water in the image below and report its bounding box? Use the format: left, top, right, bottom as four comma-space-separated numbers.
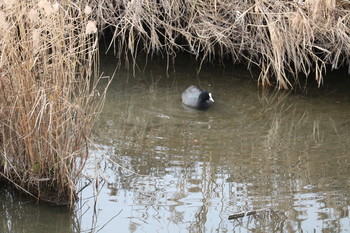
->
1, 53, 350, 232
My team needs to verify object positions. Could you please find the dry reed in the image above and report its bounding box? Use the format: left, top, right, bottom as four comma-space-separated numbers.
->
94, 0, 350, 89
0, 0, 103, 206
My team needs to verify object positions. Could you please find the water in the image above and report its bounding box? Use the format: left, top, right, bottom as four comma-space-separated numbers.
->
1, 54, 350, 232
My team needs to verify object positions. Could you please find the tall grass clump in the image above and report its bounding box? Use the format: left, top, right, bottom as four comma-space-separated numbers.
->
0, 0, 102, 206
95, 0, 350, 89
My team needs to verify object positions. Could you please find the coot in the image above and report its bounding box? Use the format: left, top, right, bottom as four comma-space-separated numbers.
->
181, 85, 214, 110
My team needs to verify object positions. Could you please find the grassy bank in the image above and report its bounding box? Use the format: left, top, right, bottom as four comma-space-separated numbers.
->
0, 1, 102, 205
96, 0, 350, 89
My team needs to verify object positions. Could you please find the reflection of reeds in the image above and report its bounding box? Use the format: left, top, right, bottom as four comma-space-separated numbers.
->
95, 0, 350, 89
0, 1, 103, 206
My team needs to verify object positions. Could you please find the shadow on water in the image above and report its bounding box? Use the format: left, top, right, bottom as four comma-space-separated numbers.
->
0, 185, 78, 233
1, 53, 350, 232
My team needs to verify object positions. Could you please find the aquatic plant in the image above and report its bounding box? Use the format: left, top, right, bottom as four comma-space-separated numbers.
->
0, 0, 104, 206
96, 0, 350, 89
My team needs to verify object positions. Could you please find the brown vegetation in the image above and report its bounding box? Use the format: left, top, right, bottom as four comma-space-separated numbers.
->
0, 0, 102, 205
95, 0, 350, 89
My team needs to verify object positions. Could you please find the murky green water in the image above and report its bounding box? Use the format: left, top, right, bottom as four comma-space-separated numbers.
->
2, 54, 350, 232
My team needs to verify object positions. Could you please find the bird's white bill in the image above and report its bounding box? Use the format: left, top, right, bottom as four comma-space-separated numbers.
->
209, 93, 214, 102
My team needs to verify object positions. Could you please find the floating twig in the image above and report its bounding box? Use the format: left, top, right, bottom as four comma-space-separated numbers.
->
228, 208, 272, 220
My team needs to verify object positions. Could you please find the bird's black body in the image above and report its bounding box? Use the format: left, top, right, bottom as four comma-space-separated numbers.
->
181, 85, 214, 110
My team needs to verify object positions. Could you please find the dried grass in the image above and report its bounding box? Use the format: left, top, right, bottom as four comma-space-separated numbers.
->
94, 0, 350, 89
0, 0, 103, 206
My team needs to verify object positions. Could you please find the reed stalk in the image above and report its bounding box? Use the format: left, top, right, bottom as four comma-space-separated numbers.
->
0, 0, 103, 206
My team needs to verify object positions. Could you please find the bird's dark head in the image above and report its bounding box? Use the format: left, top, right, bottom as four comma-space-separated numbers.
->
197, 91, 214, 109
199, 91, 214, 102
